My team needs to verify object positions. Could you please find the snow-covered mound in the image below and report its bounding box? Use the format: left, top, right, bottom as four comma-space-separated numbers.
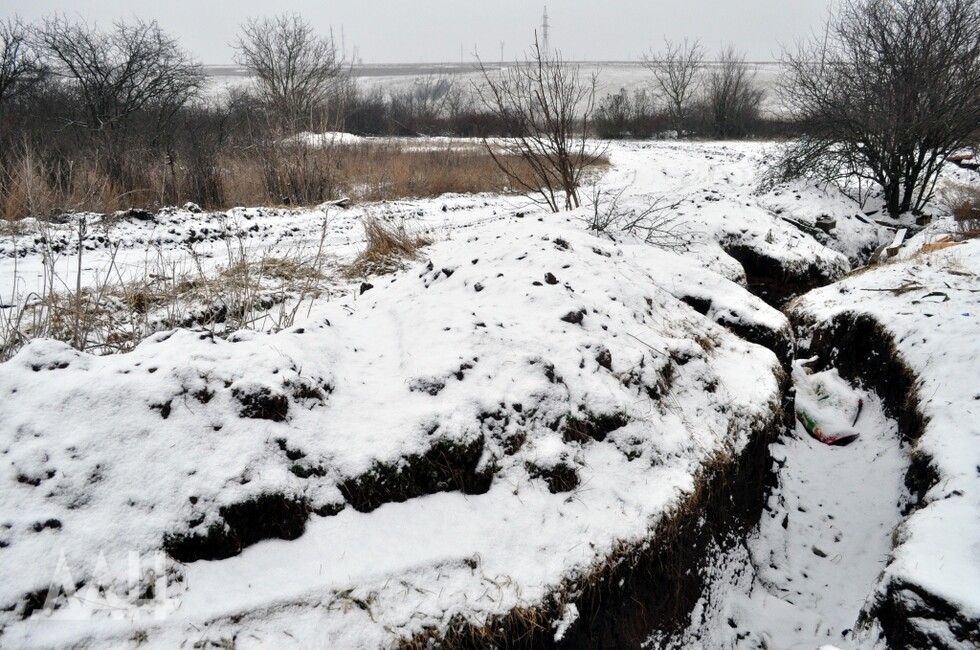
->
292, 131, 364, 147
602, 142, 884, 305
791, 224, 980, 648
1, 138, 907, 648
0, 214, 786, 647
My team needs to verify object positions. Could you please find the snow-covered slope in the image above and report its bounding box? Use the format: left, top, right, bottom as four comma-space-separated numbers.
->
16, 138, 965, 650
0, 213, 787, 648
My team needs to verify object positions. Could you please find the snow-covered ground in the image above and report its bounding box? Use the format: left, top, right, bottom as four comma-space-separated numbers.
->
1, 139, 977, 648
790, 226, 980, 649
661, 365, 909, 649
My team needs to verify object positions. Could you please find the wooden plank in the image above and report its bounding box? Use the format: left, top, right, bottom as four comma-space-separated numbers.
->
886, 228, 907, 257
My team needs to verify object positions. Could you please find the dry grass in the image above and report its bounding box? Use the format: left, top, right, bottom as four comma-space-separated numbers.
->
346, 216, 433, 278
217, 139, 570, 206
0, 139, 552, 220
0, 220, 333, 361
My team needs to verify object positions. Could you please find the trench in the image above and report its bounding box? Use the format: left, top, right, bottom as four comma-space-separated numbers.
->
400, 402, 785, 650
640, 262, 940, 648
395, 246, 942, 649
797, 313, 975, 649
721, 243, 839, 310
409, 255, 924, 649
163, 248, 948, 648
658, 354, 911, 649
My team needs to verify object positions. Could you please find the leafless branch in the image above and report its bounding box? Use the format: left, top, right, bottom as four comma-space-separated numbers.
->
475, 35, 606, 212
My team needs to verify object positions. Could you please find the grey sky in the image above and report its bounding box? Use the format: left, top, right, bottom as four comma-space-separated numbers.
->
4, 0, 832, 65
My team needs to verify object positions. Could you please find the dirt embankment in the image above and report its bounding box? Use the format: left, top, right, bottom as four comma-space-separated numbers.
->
399, 399, 786, 649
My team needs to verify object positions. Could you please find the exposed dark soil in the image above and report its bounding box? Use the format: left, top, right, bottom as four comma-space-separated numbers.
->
723, 242, 837, 310
874, 580, 980, 650
164, 493, 310, 562
680, 295, 794, 370
340, 435, 491, 513
399, 403, 784, 649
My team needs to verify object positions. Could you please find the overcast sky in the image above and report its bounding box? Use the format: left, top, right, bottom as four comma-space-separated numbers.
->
5, 0, 833, 65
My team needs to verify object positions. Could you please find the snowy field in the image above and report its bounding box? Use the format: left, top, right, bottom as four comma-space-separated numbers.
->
1, 139, 977, 648
202, 61, 788, 116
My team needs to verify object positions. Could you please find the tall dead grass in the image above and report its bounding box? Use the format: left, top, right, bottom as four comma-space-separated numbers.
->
0, 139, 545, 221
0, 217, 333, 361
346, 215, 432, 278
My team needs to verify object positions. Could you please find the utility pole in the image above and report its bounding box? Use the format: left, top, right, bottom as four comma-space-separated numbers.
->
541, 6, 550, 58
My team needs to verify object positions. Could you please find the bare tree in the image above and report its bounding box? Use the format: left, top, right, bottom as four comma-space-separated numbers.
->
387, 73, 464, 135
775, 0, 980, 217
38, 16, 203, 135
642, 38, 704, 134
476, 37, 604, 212
703, 45, 764, 138
0, 16, 45, 110
234, 14, 348, 130
593, 87, 662, 139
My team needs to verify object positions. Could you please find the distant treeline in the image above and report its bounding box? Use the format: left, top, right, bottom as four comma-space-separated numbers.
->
0, 14, 792, 220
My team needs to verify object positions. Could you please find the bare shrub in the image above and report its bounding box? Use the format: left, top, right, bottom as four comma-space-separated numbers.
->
234, 13, 350, 131
593, 88, 665, 139
0, 16, 45, 109
38, 16, 203, 135
30, 16, 203, 207
586, 178, 687, 249
939, 182, 980, 237
344, 78, 512, 138
170, 103, 230, 208
642, 38, 705, 135
701, 45, 764, 138
775, 0, 980, 217
476, 37, 606, 212
386, 74, 471, 136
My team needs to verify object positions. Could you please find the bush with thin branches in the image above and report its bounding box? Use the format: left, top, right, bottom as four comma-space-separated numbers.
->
773, 0, 980, 217
476, 37, 606, 212
234, 13, 350, 132
0, 16, 45, 111
701, 45, 764, 138
642, 38, 705, 135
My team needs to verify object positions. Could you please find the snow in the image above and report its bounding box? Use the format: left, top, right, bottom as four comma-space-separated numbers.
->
664, 366, 908, 649
792, 226, 980, 625
0, 180, 788, 646
553, 603, 580, 641
3, 137, 976, 648
292, 131, 364, 147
